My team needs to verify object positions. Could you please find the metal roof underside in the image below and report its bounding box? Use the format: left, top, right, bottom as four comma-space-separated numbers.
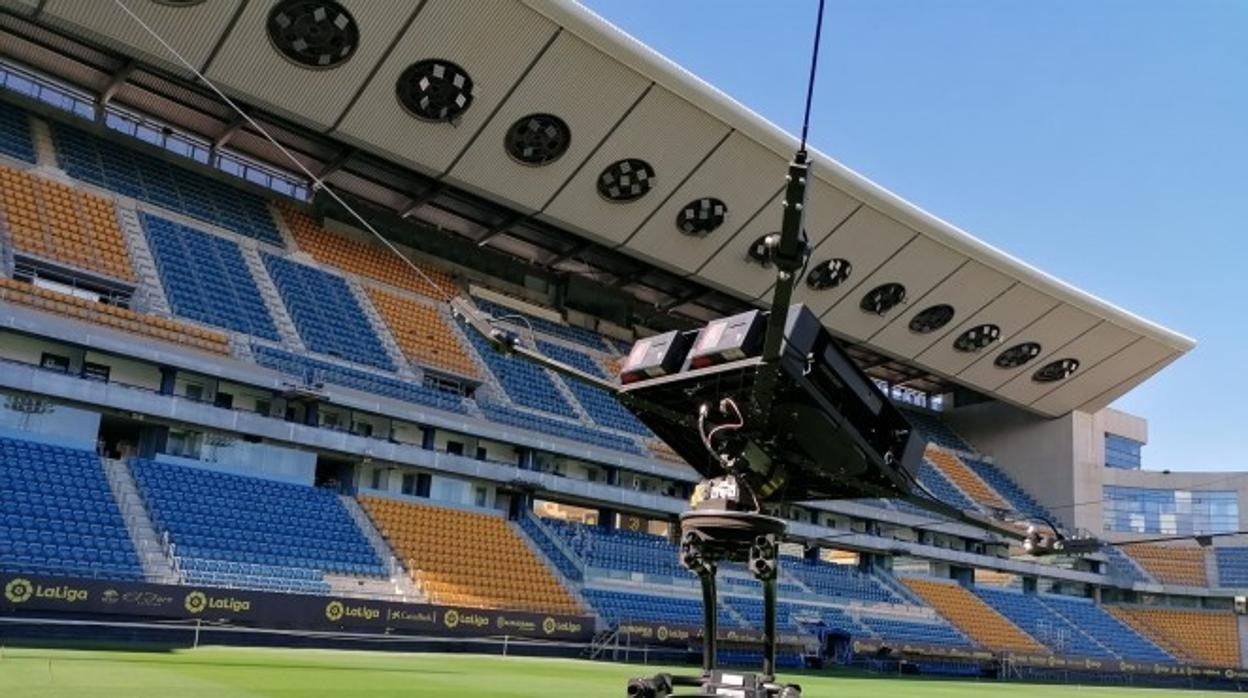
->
0, 0, 1195, 418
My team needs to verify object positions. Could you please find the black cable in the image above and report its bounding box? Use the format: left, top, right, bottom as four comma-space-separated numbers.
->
798, 0, 828, 152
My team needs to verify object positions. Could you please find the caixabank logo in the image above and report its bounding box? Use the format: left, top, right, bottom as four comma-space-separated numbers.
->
184, 590, 251, 615
325, 600, 380, 623
4, 578, 88, 605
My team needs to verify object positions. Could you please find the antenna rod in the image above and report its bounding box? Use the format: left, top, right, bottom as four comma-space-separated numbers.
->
799, 0, 827, 152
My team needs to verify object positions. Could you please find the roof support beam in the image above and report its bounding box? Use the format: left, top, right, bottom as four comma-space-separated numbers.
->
95, 60, 136, 121
317, 148, 355, 180
213, 114, 247, 150
476, 215, 524, 247
544, 241, 591, 270
609, 266, 649, 289
655, 288, 711, 315
399, 183, 444, 218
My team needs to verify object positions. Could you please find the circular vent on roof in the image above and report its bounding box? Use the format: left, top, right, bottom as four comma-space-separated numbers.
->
597, 158, 655, 202
860, 283, 907, 315
806, 258, 852, 290
953, 324, 1001, 352
396, 59, 474, 123
1033, 358, 1080, 383
909, 304, 955, 334
504, 113, 570, 166
995, 341, 1043, 369
747, 231, 808, 268
267, 0, 359, 69
676, 197, 727, 236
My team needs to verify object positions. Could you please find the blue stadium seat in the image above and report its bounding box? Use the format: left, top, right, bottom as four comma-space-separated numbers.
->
0, 436, 142, 581
856, 615, 973, 648
473, 297, 609, 352
974, 587, 1113, 658
785, 558, 901, 605
142, 213, 279, 339
517, 515, 583, 582
536, 340, 652, 436
546, 519, 688, 579
900, 408, 975, 452
583, 587, 738, 628
131, 459, 384, 594
1040, 594, 1173, 662
478, 402, 642, 455
0, 101, 37, 163
963, 457, 1054, 523
252, 344, 466, 414
51, 122, 283, 246
916, 459, 975, 512
459, 320, 575, 418
262, 254, 394, 371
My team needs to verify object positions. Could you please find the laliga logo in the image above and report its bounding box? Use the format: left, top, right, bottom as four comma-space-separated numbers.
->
185, 591, 250, 614
657, 626, 669, 642
543, 617, 556, 635
5, 578, 33, 604
185, 591, 208, 614
444, 609, 459, 629
326, 601, 379, 622
326, 601, 345, 622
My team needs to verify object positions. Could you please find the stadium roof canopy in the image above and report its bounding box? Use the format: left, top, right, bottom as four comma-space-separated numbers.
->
0, 0, 1194, 418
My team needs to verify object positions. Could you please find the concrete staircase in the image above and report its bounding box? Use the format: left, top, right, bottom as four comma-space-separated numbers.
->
239, 245, 305, 351
340, 495, 423, 601
100, 458, 179, 584
28, 117, 58, 170
115, 207, 173, 316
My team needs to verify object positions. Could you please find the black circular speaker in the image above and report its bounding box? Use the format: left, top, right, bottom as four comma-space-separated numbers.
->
267, 0, 359, 69
806, 258, 852, 290
995, 342, 1043, 369
909, 304, 955, 334
953, 324, 1001, 352
597, 159, 655, 202
396, 59, 474, 123
1033, 358, 1080, 383
504, 113, 570, 166
860, 283, 907, 315
676, 197, 727, 236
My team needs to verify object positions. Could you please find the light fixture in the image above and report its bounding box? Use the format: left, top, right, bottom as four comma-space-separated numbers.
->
598, 159, 655, 202
1033, 358, 1080, 383
267, 0, 359, 69
860, 283, 906, 316
676, 197, 727, 236
994, 342, 1042, 369
504, 114, 570, 166
953, 324, 1001, 352
805, 258, 851, 290
396, 59, 474, 123
908, 304, 955, 334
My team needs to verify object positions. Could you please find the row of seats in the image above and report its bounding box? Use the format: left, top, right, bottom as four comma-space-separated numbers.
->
252, 344, 467, 414
1108, 606, 1240, 667
1101, 545, 1154, 585
785, 558, 901, 605
901, 407, 975, 452
0, 100, 36, 162
262, 254, 394, 371
1215, 548, 1248, 587
915, 459, 976, 512
0, 277, 230, 355
459, 316, 575, 418
544, 518, 688, 579
0, 437, 142, 580
143, 212, 280, 340
133, 459, 385, 586
517, 514, 583, 582
583, 587, 738, 628
472, 296, 609, 352
0, 165, 134, 281
973, 586, 1114, 658
365, 285, 480, 379
478, 402, 643, 455
537, 340, 651, 436
963, 457, 1055, 523
1040, 594, 1171, 662
901, 577, 1047, 654
925, 447, 1009, 512
278, 202, 454, 301
53, 121, 283, 246
360, 496, 580, 615
1124, 545, 1207, 587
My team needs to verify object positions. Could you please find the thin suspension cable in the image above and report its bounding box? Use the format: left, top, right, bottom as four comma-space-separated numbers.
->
109, 0, 449, 300
798, 0, 827, 152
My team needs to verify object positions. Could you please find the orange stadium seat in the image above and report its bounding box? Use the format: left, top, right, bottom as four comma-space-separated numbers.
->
0, 166, 135, 282
363, 285, 479, 379
277, 201, 455, 301
925, 446, 1010, 511
0, 277, 229, 355
902, 577, 1047, 654
1108, 606, 1239, 667
359, 495, 580, 615
1124, 545, 1208, 587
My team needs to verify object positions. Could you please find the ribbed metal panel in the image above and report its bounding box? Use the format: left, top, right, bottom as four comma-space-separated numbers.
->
624, 131, 784, 273
917, 284, 1058, 376
0, 0, 38, 14
997, 321, 1136, 406
700, 177, 858, 301
871, 261, 1013, 358
961, 302, 1100, 390
446, 31, 649, 212
206, 0, 417, 129
822, 236, 964, 341
788, 206, 915, 316
335, 0, 558, 174
543, 86, 727, 245
42, 0, 242, 76
1033, 339, 1173, 414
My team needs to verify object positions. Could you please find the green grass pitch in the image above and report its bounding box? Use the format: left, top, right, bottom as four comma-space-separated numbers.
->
0, 647, 1227, 697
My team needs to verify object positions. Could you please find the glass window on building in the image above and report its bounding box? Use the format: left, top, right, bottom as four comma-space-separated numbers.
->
1103, 486, 1239, 535
1105, 433, 1143, 469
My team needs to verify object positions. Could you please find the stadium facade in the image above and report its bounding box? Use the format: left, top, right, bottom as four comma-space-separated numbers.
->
0, 0, 1246, 684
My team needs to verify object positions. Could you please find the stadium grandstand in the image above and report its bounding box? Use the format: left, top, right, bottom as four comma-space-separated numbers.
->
0, 0, 1243, 693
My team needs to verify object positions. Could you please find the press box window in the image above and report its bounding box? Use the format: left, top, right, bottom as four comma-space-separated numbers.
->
401, 473, 417, 495
40, 352, 70, 373
416, 473, 432, 498
81, 361, 110, 383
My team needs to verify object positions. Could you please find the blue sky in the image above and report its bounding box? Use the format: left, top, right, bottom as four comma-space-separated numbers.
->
582, 0, 1247, 472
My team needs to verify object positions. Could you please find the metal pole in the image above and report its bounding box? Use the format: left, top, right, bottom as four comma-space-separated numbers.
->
193, 619, 201, 649
762, 573, 777, 680
699, 568, 719, 674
